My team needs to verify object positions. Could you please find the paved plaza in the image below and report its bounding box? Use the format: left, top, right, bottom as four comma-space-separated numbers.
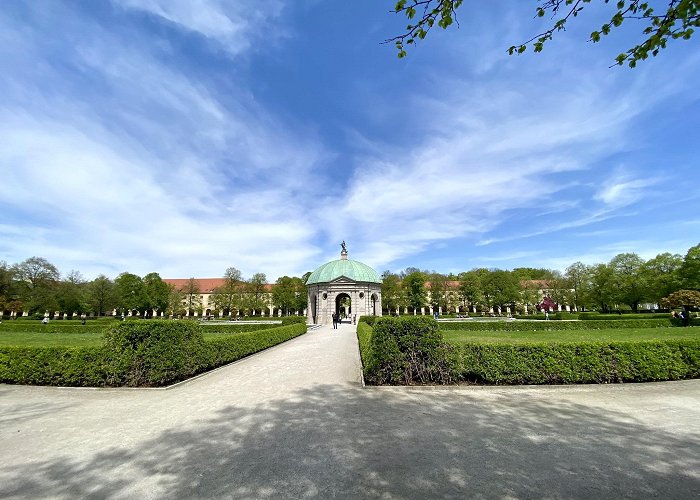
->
1, 322, 699, 499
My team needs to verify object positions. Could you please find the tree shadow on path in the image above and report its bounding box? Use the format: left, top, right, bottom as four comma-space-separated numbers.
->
2, 384, 699, 499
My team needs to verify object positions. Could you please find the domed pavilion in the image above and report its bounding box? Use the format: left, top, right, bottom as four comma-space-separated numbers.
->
306, 243, 382, 324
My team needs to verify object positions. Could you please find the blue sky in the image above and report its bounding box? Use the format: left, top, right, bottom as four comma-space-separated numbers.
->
1, 1, 698, 280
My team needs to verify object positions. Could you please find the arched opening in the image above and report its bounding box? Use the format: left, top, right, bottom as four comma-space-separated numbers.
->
311, 294, 317, 324
371, 293, 378, 316
335, 293, 351, 321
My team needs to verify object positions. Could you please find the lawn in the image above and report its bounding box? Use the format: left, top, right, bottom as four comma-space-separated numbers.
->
443, 327, 700, 344
0, 321, 274, 346
0, 330, 106, 347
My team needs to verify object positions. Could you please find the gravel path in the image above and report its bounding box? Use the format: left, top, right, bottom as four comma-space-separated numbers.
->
1, 321, 698, 499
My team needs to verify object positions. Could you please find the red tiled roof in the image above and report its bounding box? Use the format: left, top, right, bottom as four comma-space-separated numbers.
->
163, 278, 275, 293
424, 280, 460, 290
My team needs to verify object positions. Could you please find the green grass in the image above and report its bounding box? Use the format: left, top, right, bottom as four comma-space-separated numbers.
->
0, 330, 106, 347
443, 327, 700, 344
0, 320, 288, 347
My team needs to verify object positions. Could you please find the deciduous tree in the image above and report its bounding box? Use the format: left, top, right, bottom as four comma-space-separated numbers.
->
86, 275, 117, 316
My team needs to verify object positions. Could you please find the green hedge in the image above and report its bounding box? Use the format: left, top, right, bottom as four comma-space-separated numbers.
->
203, 323, 306, 369
439, 319, 693, 331
200, 323, 286, 334
453, 340, 700, 384
577, 312, 671, 321
0, 346, 111, 386
0, 321, 306, 387
357, 318, 700, 385
359, 317, 453, 385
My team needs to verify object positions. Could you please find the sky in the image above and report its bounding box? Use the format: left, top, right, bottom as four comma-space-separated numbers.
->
1, 0, 698, 281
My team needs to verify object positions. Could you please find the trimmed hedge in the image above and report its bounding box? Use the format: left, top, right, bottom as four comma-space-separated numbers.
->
0, 320, 306, 387
360, 317, 454, 385
0, 346, 111, 386
577, 312, 671, 321
201, 323, 287, 334
357, 318, 700, 385
453, 340, 700, 384
438, 319, 694, 331
204, 323, 306, 369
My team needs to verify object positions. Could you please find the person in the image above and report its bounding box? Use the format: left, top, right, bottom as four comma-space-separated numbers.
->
332, 312, 337, 330
81, 313, 86, 325
42, 316, 49, 325
545, 310, 550, 321
353, 314, 356, 325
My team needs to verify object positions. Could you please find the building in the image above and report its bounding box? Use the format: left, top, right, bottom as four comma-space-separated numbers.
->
305, 246, 383, 325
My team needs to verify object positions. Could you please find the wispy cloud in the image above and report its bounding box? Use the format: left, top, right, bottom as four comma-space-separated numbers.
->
594, 173, 659, 208
114, 0, 286, 55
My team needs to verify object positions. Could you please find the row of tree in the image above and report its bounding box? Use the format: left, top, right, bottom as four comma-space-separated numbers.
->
0, 259, 307, 317
381, 244, 700, 314
3, 243, 698, 317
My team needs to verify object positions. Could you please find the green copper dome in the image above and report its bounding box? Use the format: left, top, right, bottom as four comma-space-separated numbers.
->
307, 258, 382, 285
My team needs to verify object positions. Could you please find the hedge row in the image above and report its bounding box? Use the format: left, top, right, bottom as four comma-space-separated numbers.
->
577, 312, 672, 321
356, 317, 700, 385
0, 321, 306, 387
200, 323, 287, 334
453, 341, 700, 384
438, 319, 695, 331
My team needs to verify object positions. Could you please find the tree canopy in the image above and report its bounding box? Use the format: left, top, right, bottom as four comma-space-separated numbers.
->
391, 0, 699, 67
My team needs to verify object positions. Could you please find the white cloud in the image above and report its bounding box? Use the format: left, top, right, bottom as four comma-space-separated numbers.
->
114, 0, 286, 55
595, 175, 659, 207
0, 5, 325, 280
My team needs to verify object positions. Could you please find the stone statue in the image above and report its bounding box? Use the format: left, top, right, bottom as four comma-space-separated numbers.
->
341, 240, 347, 253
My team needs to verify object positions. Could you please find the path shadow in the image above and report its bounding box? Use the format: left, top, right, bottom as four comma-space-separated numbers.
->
1, 384, 698, 498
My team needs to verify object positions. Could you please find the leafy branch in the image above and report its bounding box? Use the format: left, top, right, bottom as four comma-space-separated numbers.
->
389, 0, 700, 67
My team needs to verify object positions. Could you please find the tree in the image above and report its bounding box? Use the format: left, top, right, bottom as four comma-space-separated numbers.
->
57, 270, 87, 315
390, 0, 699, 67
565, 262, 591, 310
403, 271, 427, 311
143, 272, 170, 317
182, 277, 202, 316
428, 273, 452, 312
642, 252, 683, 304
272, 276, 306, 315
212, 267, 245, 316
245, 273, 269, 314
13, 256, 60, 314
679, 243, 700, 290
86, 275, 117, 316
609, 252, 647, 311
0, 261, 20, 314
588, 263, 615, 312
660, 289, 700, 308
115, 272, 147, 315
381, 272, 406, 314
481, 270, 519, 312
519, 280, 543, 314
166, 284, 185, 317
458, 270, 483, 313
